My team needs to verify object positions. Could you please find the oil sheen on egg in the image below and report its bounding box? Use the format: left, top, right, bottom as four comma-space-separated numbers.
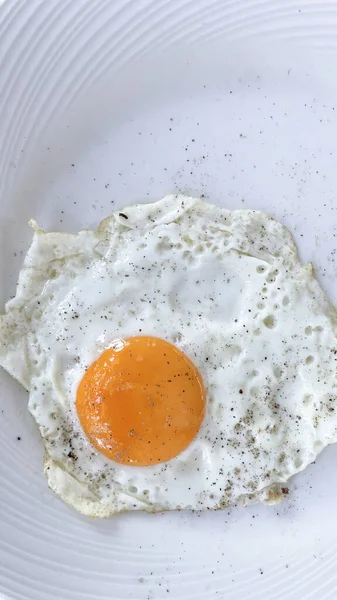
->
1, 195, 337, 517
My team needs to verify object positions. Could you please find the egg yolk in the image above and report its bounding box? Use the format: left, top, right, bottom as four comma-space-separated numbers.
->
76, 336, 206, 466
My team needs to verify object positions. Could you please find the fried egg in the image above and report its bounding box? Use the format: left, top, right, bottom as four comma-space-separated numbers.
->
1, 195, 337, 517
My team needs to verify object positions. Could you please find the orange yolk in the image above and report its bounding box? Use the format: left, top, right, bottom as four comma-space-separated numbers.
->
76, 336, 205, 466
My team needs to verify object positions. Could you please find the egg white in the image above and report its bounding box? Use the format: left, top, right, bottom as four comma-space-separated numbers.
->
1, 195, 337, 517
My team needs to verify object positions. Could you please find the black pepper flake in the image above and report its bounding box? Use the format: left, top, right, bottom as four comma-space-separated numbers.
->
119, 212, 128, 219
68, 450, 78, 461
17, 436, 21, 441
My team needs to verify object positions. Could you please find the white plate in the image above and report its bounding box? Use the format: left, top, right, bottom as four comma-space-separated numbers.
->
1, 1, 337, 598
